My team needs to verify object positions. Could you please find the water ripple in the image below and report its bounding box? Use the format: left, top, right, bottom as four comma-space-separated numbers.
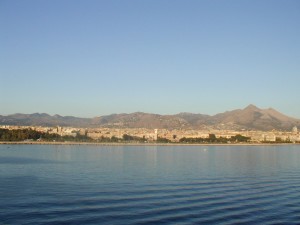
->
1, 145, 300, 224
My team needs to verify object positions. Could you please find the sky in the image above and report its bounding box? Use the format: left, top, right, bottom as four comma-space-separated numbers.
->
1, 0, 300, 118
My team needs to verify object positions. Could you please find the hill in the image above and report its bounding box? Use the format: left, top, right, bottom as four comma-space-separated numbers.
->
1, 105, 299, 131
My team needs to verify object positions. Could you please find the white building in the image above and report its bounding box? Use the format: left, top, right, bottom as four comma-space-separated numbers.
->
154, 129, 158, 141
292, 126, 298, 134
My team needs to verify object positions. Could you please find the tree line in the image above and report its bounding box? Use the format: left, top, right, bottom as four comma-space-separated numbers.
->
0, 128, 91, 142
179, 134, 251, 144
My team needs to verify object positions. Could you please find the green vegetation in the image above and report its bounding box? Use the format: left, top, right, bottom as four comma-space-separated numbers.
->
231, 134, 251, 142
179, 134, 251, 144
156, 137, 171, 143
0, 128, 172, 143
0, 129, 145, 143
122, 134, 146, 142
0, 128, 92, 142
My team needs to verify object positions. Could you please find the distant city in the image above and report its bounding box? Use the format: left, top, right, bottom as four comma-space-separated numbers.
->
0, 124, 299, 144
0, 105, 300, 144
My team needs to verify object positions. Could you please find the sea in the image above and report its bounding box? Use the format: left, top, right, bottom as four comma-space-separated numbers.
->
0, 144, 300, 225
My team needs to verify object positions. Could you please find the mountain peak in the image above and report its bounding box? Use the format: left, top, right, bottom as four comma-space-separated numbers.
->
244, 104, 260, 111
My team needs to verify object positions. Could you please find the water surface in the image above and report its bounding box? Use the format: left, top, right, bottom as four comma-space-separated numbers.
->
0, 145, 300, 224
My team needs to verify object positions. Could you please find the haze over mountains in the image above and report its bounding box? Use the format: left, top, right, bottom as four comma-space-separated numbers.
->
1, 105, 299, 131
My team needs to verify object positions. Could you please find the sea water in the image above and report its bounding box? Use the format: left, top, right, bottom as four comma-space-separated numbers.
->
1, 145, 300, 224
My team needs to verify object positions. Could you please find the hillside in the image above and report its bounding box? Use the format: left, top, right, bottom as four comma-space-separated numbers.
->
1, 105, 299, 131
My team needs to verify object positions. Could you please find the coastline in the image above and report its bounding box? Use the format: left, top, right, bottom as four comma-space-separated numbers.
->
0, 141, 298, 146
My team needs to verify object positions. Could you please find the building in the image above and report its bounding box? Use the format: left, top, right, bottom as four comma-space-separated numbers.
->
154, 129, 158, 141
292, 126, 298, 134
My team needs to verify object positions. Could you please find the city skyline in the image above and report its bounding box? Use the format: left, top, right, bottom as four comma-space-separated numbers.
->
1, 0, 300, 118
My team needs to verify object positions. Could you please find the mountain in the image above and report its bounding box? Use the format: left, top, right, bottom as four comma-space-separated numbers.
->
212, 104, 300, 130
0, 113, 91, 127
0, 105, 299, 131
91, 112, 189, 129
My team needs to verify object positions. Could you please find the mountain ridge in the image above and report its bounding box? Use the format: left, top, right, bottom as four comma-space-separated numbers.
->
1, 105, 299, 131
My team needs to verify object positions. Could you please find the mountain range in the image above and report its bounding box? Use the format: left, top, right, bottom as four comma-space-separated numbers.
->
1, 105, 299, 131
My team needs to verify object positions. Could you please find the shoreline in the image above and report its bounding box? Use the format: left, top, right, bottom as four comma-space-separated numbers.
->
0, 141, 298, 146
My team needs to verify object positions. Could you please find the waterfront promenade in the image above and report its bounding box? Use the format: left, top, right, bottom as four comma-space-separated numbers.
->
1, 141, 298, 146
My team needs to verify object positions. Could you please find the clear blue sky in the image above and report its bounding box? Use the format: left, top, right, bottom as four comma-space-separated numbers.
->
1, 0, 299, 118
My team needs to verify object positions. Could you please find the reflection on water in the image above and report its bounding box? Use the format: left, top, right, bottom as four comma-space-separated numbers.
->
0, 145, 300, 224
